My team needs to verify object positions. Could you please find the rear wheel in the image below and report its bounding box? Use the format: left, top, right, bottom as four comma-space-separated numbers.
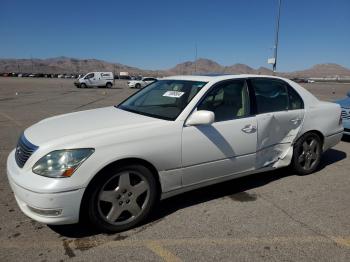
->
106, 82, 112, 88
292, 133, 322, 175
85, 164, 157, 232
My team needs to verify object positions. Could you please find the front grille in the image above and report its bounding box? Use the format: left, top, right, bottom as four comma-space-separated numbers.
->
341, 109, 350, 120
15, 134, 39, 168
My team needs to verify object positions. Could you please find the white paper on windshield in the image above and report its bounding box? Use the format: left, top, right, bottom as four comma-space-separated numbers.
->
163, 91, 185, 98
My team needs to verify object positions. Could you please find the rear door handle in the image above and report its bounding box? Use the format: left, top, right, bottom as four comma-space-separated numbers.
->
241, 124, 257, 133
290, 118, 301, 124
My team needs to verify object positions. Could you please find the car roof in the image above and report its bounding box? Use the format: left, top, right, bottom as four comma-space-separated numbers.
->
161, 74, 287, 83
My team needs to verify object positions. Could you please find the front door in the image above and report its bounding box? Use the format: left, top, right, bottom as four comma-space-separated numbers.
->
84, 72, 95, 87
181, 79, 258, 186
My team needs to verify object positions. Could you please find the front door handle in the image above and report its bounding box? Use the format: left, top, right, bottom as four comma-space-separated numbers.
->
241, 124, 257, 133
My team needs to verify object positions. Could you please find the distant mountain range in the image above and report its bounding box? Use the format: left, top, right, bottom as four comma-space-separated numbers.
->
0, 56, 156, 76
169, 59, 274, 76
1, 57, 350, 78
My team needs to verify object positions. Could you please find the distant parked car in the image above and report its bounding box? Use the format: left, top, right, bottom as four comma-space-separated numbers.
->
335, 91, 350, 135
127, 77, 157, 89
119, 75, 131, 80
291, 78, 307, 83
75, 72, 114, 88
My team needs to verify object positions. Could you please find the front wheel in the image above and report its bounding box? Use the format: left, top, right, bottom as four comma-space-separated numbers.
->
80, 83, 87, 88
292, 133, 322, 175
85, 165, 157, 232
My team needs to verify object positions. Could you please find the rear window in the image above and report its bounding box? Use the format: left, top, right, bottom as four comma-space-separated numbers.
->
101, 73, 112, 77
251, 79, 288, 114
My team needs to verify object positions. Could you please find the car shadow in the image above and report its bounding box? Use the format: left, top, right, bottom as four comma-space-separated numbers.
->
49, 148, 346, 238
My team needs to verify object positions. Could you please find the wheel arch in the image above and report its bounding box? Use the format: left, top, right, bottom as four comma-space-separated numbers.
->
297, 129, 324, 147
79, 157, 162, 222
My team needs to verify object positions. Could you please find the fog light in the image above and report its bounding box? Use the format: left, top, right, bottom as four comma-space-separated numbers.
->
27, 206, 62, 217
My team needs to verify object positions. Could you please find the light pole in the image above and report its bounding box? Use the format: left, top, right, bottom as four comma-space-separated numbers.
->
194, 42, 198, 74
273, 0, 282, 72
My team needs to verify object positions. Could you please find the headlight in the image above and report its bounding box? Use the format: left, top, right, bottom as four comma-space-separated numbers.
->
32, 149, 94, 178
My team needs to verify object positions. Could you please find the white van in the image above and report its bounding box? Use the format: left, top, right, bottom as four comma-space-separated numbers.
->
75, 72, 114, 88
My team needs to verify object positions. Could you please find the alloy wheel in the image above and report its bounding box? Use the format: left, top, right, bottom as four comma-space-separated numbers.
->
297, 137, 321, 171
97, 171, 150, 226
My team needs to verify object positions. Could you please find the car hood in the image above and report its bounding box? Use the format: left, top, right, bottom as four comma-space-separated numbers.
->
335, 97, 350, 108
24, 107, 164, 146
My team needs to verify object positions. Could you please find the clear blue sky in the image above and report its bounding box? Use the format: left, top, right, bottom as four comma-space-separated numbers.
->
1, 0, 349, 71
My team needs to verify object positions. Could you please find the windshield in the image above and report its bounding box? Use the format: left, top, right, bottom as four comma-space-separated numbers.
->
118, 80, 207, 120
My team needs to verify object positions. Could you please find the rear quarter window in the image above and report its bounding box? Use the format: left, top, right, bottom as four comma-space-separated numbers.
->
287, 85, 304, 110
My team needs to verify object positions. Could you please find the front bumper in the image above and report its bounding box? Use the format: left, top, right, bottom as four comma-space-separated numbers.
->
7, 151, 85, 225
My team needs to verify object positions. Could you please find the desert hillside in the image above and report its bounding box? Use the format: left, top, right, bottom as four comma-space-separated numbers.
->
1, 57, 350, 78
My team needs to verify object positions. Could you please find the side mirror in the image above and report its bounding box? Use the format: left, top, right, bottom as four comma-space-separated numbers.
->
186, 110, 215, 126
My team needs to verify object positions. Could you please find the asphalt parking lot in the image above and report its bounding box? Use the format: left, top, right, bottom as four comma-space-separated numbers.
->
0, 78, 350, 261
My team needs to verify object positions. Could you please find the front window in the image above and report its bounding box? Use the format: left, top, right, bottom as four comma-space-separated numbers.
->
85, 73, 94, 79
198, 80, 251, 122
118, 80, 207, 120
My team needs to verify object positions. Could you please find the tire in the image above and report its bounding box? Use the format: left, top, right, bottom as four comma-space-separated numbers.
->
80, 83, 87, 89
106, 82, 112, 88
291, 132, 322, 175
135, 83, 141, 89
84, 164, 157, 233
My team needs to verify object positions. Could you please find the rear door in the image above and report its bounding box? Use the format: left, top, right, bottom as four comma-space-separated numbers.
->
248, 78, 305, 168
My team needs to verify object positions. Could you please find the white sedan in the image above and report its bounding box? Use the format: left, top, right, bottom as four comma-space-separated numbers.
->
127, 77, 157, 89
7, 75, 343, 232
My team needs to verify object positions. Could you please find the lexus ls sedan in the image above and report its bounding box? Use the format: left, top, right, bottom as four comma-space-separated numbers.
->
7, 75, 343, 232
